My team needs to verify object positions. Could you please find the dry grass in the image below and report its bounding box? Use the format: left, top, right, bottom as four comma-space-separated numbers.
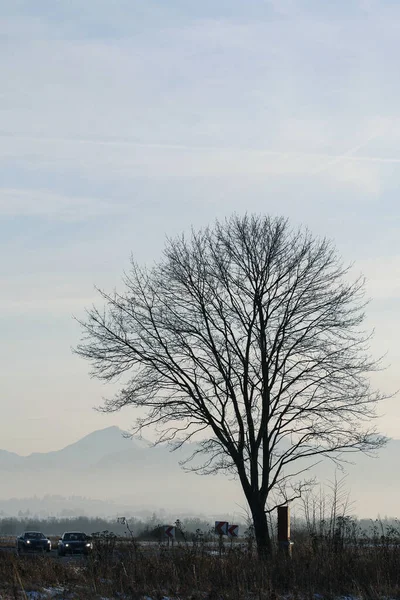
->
1, 537, 400, 600
0, 552, 85, 599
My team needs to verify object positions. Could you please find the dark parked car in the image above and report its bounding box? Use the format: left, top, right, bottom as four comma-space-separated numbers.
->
57, 532, 92, 556
17, 531, 51, 553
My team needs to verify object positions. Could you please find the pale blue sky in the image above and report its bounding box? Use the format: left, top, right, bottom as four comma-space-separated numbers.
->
1, 0, 399, 453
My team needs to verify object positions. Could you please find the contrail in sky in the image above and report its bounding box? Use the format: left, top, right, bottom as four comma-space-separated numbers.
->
0, 131, 399, 164
308, 126, 393, 174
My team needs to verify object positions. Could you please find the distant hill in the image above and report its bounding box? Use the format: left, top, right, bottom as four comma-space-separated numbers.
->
22, 426, 135, 470
0, 427, 244, 516
0, 427, 399, 519
0, 449, 24, 468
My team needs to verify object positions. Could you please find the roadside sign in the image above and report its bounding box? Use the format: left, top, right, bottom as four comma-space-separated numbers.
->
215, 521, 228, 536
228, 524, 239, 538
163, 525, 175, 539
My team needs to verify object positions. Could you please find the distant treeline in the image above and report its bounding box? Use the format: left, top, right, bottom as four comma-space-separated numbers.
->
1, 512, 398, 541
0, 514, 217, 538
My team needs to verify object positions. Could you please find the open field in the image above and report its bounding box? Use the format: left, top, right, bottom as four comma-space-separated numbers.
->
1, 535, 400, 600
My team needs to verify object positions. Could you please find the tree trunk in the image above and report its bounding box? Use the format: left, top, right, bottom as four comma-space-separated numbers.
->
250, 498, 272, 558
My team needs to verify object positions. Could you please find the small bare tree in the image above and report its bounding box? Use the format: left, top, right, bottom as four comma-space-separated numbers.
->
75, 214, 386, 556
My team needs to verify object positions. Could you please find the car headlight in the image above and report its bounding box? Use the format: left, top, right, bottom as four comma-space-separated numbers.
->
65, 543, 69, 547
26, 540, 30, 544
86, 543, 91, 547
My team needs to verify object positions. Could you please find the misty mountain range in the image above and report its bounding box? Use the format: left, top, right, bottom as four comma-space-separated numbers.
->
0, 427, 243, 518
0, 426, 399, 519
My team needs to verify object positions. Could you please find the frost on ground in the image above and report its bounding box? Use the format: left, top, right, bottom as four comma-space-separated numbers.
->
10, 593, 397, 600
22, 588, 71, 600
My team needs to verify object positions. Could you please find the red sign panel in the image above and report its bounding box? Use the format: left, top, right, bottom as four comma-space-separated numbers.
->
164, 525, 175, 539
228, 524, 239, 537
215, 521, 228, 535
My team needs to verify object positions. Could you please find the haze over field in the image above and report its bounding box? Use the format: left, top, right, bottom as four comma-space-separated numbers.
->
0, 426, 399, 519
1, 1, 400, 521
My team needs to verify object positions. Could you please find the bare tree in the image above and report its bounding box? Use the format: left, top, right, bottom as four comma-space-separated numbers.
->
75, 214, 387, 556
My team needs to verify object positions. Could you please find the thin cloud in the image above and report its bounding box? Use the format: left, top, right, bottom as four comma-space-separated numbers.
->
0, 132, 399, 164
0, 188, 123, 220
356, 256, 400, 300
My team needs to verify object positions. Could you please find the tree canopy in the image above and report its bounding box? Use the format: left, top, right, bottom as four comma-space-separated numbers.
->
76, 214, 386, 555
